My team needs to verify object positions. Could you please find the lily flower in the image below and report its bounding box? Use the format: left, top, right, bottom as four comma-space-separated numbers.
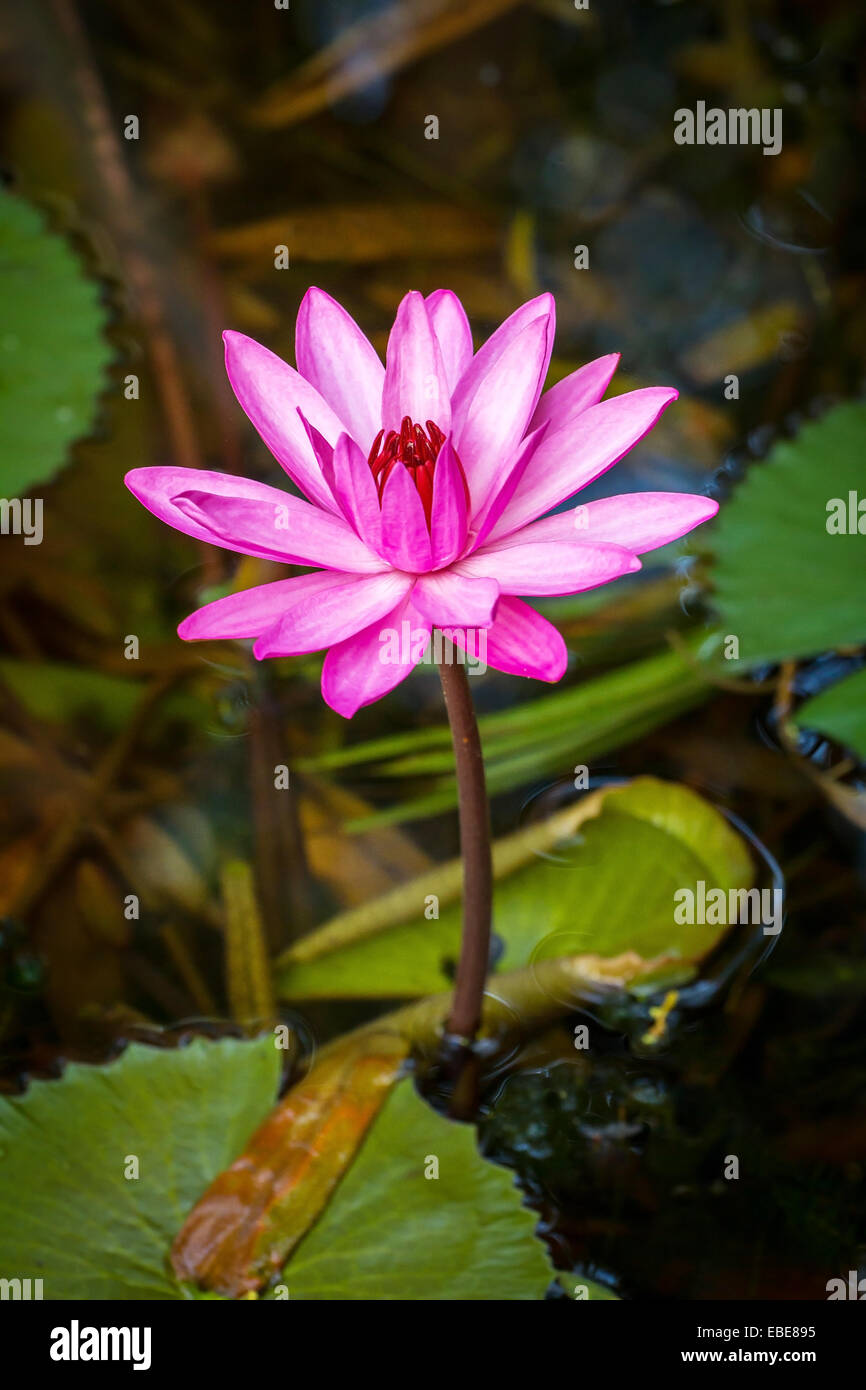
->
125, 289, 717, 717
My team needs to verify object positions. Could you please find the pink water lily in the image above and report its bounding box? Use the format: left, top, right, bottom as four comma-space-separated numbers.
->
125, 289, 717, 717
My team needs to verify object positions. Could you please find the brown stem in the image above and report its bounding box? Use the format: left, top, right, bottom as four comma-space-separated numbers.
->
436, 653, 493, 1042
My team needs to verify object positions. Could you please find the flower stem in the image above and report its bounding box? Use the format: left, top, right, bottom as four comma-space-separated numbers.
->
436, 653, 493, 1042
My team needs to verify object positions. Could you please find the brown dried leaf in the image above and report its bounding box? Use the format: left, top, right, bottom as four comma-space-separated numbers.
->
74, 860, 131, 949
171, 1030, 408, 1296
119, 814, 218, 921
210, 201, 498, 265
249, 0, 524, 129
300, 779, 431, 908
0, 831, 49, 916
680, 301, 805, 385
220, 859, 276, 1025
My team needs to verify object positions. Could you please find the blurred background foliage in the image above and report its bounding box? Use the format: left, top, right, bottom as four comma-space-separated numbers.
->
0, 0, 864, 1298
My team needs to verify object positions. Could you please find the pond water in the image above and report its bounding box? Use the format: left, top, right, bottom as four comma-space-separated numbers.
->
0, 0, 864, 1301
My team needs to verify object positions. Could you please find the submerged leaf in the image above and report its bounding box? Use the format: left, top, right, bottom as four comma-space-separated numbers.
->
211, 202, 497, 265
308, 641, 712, 829
681, 301, 804, 384
248, 0, 523, 129
300, 779, 432, 907
277, 792, 607, 970
0, 657, 205, 731
277, 777, 754, 1000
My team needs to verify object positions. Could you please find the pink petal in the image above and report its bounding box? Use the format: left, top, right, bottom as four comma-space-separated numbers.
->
413, 571, 500, 628
452, 315, 552, 519
177, 571, 354, 640
429, 438, 469, 567
179, 576, 317, 641
451, 293, 554, 428
321, 594, 431, 718
487, 386, 679, 541
450, 596, 567, 682
426, 289, 473, 393
321, 433, 384, 553
381, 292, 451, 435
509, 492, 719, 554
530, 353, 620, 433
223, 331, 342, 514
296, 410, 334, 474
455, 539, 640, 595
125, 467, 385, 572
253, 570, 412, 658
468, 422, 549, 552
295, 288, 384, 450
379, 463, 433, 572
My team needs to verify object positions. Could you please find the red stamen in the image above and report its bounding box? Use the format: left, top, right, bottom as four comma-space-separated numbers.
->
367, 416, 469, 529
415, 460, 434, 519
366, 429, 384, 468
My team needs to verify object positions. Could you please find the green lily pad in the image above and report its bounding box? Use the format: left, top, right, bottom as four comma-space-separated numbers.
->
0, 1036, 282, 1299
278, 1079, 550, 1300
795, 666, 866, 762
0, 1040, 550, 1302
0, 188, 112, 495
277, 777, 754, 1000
710, 403, 866, 667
